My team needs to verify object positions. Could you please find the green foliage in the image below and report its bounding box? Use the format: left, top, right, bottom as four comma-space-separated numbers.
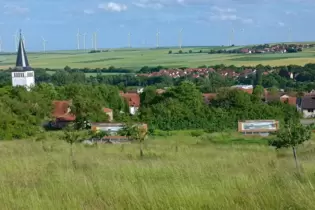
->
269, 121, 311, 149
190, 130, 204, 137
168, 50, 172, 54
61, 123, 83, 145
252, 85, 264, 98
140, 82, 300, 132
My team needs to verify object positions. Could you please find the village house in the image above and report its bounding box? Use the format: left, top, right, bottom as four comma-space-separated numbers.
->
297, 95, 315, 118
50, 100, 114, 128
51, 100, 76, 129
120, 92, 140, 115
264, 93, 297, 106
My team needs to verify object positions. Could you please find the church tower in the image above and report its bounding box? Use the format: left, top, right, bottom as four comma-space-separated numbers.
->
11, 30, 35, 90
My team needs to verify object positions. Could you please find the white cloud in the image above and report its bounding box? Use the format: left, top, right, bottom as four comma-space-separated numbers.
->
211, 6, 236, 13
208, 5, 253, 24
84, 9, 95, 15
132, 0, 164, 9
98, 2, 127, 12
278, 21, 285, 27
3, 4, 29, 15
285, 10, 297, 15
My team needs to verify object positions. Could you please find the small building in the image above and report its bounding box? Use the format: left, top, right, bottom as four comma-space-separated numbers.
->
91, 123, 124, 135
103, 108, 113, 122
297, 95, 315, 118
90, 122, 148, 135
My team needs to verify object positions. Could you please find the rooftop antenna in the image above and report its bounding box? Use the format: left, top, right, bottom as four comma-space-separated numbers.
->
156, 29, 160, 48
42, 37, 47, 53
179, 28, 183, 49
128, 32, 131, 48
82, 33, 87, 51
76, 28, 81, 50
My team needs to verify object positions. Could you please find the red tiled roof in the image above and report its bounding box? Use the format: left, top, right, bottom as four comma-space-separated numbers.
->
202, 93, 217, 100
52, 100, 76, 121
237, 88, 253, 94
121, 93, 140, 107
280, 96, 297, 106
103, 108, 113, 113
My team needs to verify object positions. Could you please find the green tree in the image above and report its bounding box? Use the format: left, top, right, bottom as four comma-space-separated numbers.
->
252, 85, 264, 98
269, 121, 311, 171
61, 123, 85, 166
254, 69, 263, 86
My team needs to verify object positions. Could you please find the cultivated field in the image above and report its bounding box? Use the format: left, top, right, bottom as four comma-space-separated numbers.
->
1, 46, 315, 70
1, 131, 315, 209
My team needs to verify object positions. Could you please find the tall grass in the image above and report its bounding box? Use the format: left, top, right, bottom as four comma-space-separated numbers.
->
0, 133, 315, 209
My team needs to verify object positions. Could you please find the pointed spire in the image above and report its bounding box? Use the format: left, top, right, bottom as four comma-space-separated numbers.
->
15, 29, 31, 71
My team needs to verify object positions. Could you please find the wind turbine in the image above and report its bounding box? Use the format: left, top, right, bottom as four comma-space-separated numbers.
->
128, 32, 131, 48
23, 35, 26, 49
230, 27, 235, 46
0, 36, 2, 52
42, 37, 47, 53
82, 33, 87, 51
93, 29, 99, 51
179, 28, 183, 49
288, 27, 292, 43
156, 29, 160, 48
13, 33, 18, 52
76, 28, 81, 50
241, 28, 245, 46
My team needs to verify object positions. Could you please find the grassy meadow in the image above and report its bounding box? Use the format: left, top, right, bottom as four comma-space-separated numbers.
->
1, 46, 315, 70
2, 131, 315, 209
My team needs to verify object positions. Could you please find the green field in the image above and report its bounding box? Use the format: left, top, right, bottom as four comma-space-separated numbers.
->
1, 131, 315, 209
1, 46, 315, 70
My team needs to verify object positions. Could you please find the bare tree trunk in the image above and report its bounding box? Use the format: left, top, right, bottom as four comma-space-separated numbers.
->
140, 141, 144, 158
70, 144, 76, 168
292, 146, 299, 172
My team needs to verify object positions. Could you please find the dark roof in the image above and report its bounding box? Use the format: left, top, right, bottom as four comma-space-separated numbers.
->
15, 30, 31, 71
299, 95, 315, 109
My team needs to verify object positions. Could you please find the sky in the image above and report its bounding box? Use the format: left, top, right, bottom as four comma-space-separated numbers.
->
0, 0, 314, 51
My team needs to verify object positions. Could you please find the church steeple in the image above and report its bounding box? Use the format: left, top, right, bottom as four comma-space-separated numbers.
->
11, 29, 35, 90
15, 30, 31, 71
